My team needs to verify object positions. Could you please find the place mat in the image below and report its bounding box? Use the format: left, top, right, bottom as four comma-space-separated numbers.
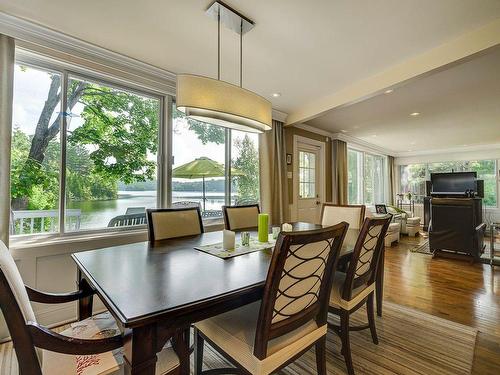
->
195, 237, 277, 259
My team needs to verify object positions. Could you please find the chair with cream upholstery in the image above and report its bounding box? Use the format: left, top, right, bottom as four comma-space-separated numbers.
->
194, 222, 349, 375
222, 204, 260, 230
328, 216, 391, 375
0, 240, 180, 375
321, 203, 366, 230
146, 207, 204, 241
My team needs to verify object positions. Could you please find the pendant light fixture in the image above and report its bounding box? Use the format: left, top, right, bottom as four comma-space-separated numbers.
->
176, 1, 272, 133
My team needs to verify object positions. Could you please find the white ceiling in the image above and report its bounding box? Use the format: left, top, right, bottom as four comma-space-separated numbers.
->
1, 0, 500, 116
306, 46, 500, 153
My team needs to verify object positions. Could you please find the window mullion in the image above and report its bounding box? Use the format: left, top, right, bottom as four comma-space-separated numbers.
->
225, 129, 232, 206
58, 70, 69, 234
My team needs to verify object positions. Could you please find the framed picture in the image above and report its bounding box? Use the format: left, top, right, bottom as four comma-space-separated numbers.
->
375, 204, 387, 214
286, 153, 292, 165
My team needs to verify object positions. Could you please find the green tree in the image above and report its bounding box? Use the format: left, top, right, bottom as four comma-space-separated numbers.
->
232, 135, 259, 201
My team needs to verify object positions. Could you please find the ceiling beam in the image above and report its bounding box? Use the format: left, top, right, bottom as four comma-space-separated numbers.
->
286, 17, 500, 126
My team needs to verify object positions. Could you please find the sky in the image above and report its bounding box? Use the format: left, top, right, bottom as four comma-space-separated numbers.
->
12, 64, 258, 177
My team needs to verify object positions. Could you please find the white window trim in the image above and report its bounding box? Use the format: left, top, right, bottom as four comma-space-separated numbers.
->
347, 146, 389, 205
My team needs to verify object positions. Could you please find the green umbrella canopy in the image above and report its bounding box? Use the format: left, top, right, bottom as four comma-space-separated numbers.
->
172, 157, 244, 179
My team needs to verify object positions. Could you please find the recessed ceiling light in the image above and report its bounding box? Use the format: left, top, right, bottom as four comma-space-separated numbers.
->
463, 144, 468, 147
410, 141, 416, 145
384, 89, 394, 94
410, 112, 420, 116
371, 134, 377, 137
272, 93, 281, 97
340, 129, 347, 133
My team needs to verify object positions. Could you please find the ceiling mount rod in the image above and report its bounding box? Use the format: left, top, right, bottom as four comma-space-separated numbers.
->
206, 1, 255, 35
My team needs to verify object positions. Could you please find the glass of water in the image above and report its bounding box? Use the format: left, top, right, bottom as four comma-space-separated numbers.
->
241, 231, 250, 247
272, 226, 281, 240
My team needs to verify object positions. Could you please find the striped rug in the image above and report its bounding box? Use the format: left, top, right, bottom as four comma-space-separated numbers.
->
1, 302, 476, 375
200, 302, 477, 375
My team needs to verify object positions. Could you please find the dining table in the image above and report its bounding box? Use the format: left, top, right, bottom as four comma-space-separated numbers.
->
72, 222, 384, 375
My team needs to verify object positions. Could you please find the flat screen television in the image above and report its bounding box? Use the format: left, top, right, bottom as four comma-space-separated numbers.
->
431, 172, 477, 195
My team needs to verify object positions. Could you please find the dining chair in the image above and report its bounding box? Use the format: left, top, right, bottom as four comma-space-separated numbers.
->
193, 222, 349, 375
321, 203, 366, 230
328, 216, 391, 375
222, 204, 260, 230
0, 240, 180, 375
146, 206, 204, 241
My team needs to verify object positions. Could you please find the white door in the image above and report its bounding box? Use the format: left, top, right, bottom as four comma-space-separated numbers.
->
295, 142, 323, 224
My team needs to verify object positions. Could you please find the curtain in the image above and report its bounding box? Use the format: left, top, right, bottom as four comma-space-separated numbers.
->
0, 34, 15, 246
388, 155, 396, 205
332, 139, 348, 205
259, 120, 288, 225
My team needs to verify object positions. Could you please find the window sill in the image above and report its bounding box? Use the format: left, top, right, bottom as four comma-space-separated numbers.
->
10, 220, 225, 251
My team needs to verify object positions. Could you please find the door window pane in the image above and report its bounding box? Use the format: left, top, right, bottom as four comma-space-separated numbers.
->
231, 130, 260, 205
299, 151, 316, 198
10, 65, 61, 235
172, 107, 226, 219
65, 77, 160, 231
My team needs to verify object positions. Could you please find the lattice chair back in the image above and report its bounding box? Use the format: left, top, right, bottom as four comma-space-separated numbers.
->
342, 217, 391, 301
253, 222, 349, 359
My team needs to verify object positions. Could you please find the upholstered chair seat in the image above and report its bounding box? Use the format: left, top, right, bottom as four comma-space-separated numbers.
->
222, 204, 260, 230
329, 272, 375, 311
195, 301, 326, 375
43, 312, 179, 375
385, 222, 401, 247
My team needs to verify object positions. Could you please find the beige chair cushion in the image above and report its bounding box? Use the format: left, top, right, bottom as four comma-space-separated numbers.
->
0, 241, 37, 325
151, 209, 202, 240
406, 217, 421, 225
42, 312, 179, 375
322, 206, 363, 229
330, 272, 375, 311
225, 206, 259, 230
195, 302, 326, 375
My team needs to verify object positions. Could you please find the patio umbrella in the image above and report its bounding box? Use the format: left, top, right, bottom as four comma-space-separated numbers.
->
172, 157, 244, 210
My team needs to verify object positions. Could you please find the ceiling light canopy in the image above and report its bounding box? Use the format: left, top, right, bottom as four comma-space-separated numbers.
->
176, 1, 272, 133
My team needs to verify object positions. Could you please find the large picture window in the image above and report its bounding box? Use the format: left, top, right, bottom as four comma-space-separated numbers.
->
171, 106, 259, 220
10, 63, 161, 235
347, 148, 387, 205
400, 160, 498, 207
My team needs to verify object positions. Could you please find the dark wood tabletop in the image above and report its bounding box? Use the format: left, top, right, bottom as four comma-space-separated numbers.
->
72, 223, 359, 328
71, 222, 360, 374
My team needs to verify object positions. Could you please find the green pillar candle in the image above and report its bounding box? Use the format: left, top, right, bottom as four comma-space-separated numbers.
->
258, 213, 269, 242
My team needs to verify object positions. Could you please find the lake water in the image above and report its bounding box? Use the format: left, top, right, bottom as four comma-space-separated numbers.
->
67, 190, 227, 230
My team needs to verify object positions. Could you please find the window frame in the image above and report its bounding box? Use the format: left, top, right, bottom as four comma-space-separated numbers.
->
11, 57, 163, 238
347, 146, 389, 205
10, 53, 261, 240
398, 159, 499, 208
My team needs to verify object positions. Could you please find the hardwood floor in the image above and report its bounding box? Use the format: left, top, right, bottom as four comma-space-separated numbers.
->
384, 234, 500, 374
1, 233, 499, 373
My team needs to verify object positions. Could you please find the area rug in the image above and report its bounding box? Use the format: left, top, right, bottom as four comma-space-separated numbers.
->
410, 240, 433, 255
1, 303, 477, 375
198, 302, 477, 375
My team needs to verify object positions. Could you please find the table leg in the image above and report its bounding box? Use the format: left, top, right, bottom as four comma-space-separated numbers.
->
172, 327, 191, 375
77, 269, 93, 321
376, 248, 385, 317
123, 325, 158, 375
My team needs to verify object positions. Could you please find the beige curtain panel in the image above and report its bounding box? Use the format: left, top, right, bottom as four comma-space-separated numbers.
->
259, 120, 288, 225
388, 155, 396, 205
332, 139, 348, 205
0, 34, 15, 246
